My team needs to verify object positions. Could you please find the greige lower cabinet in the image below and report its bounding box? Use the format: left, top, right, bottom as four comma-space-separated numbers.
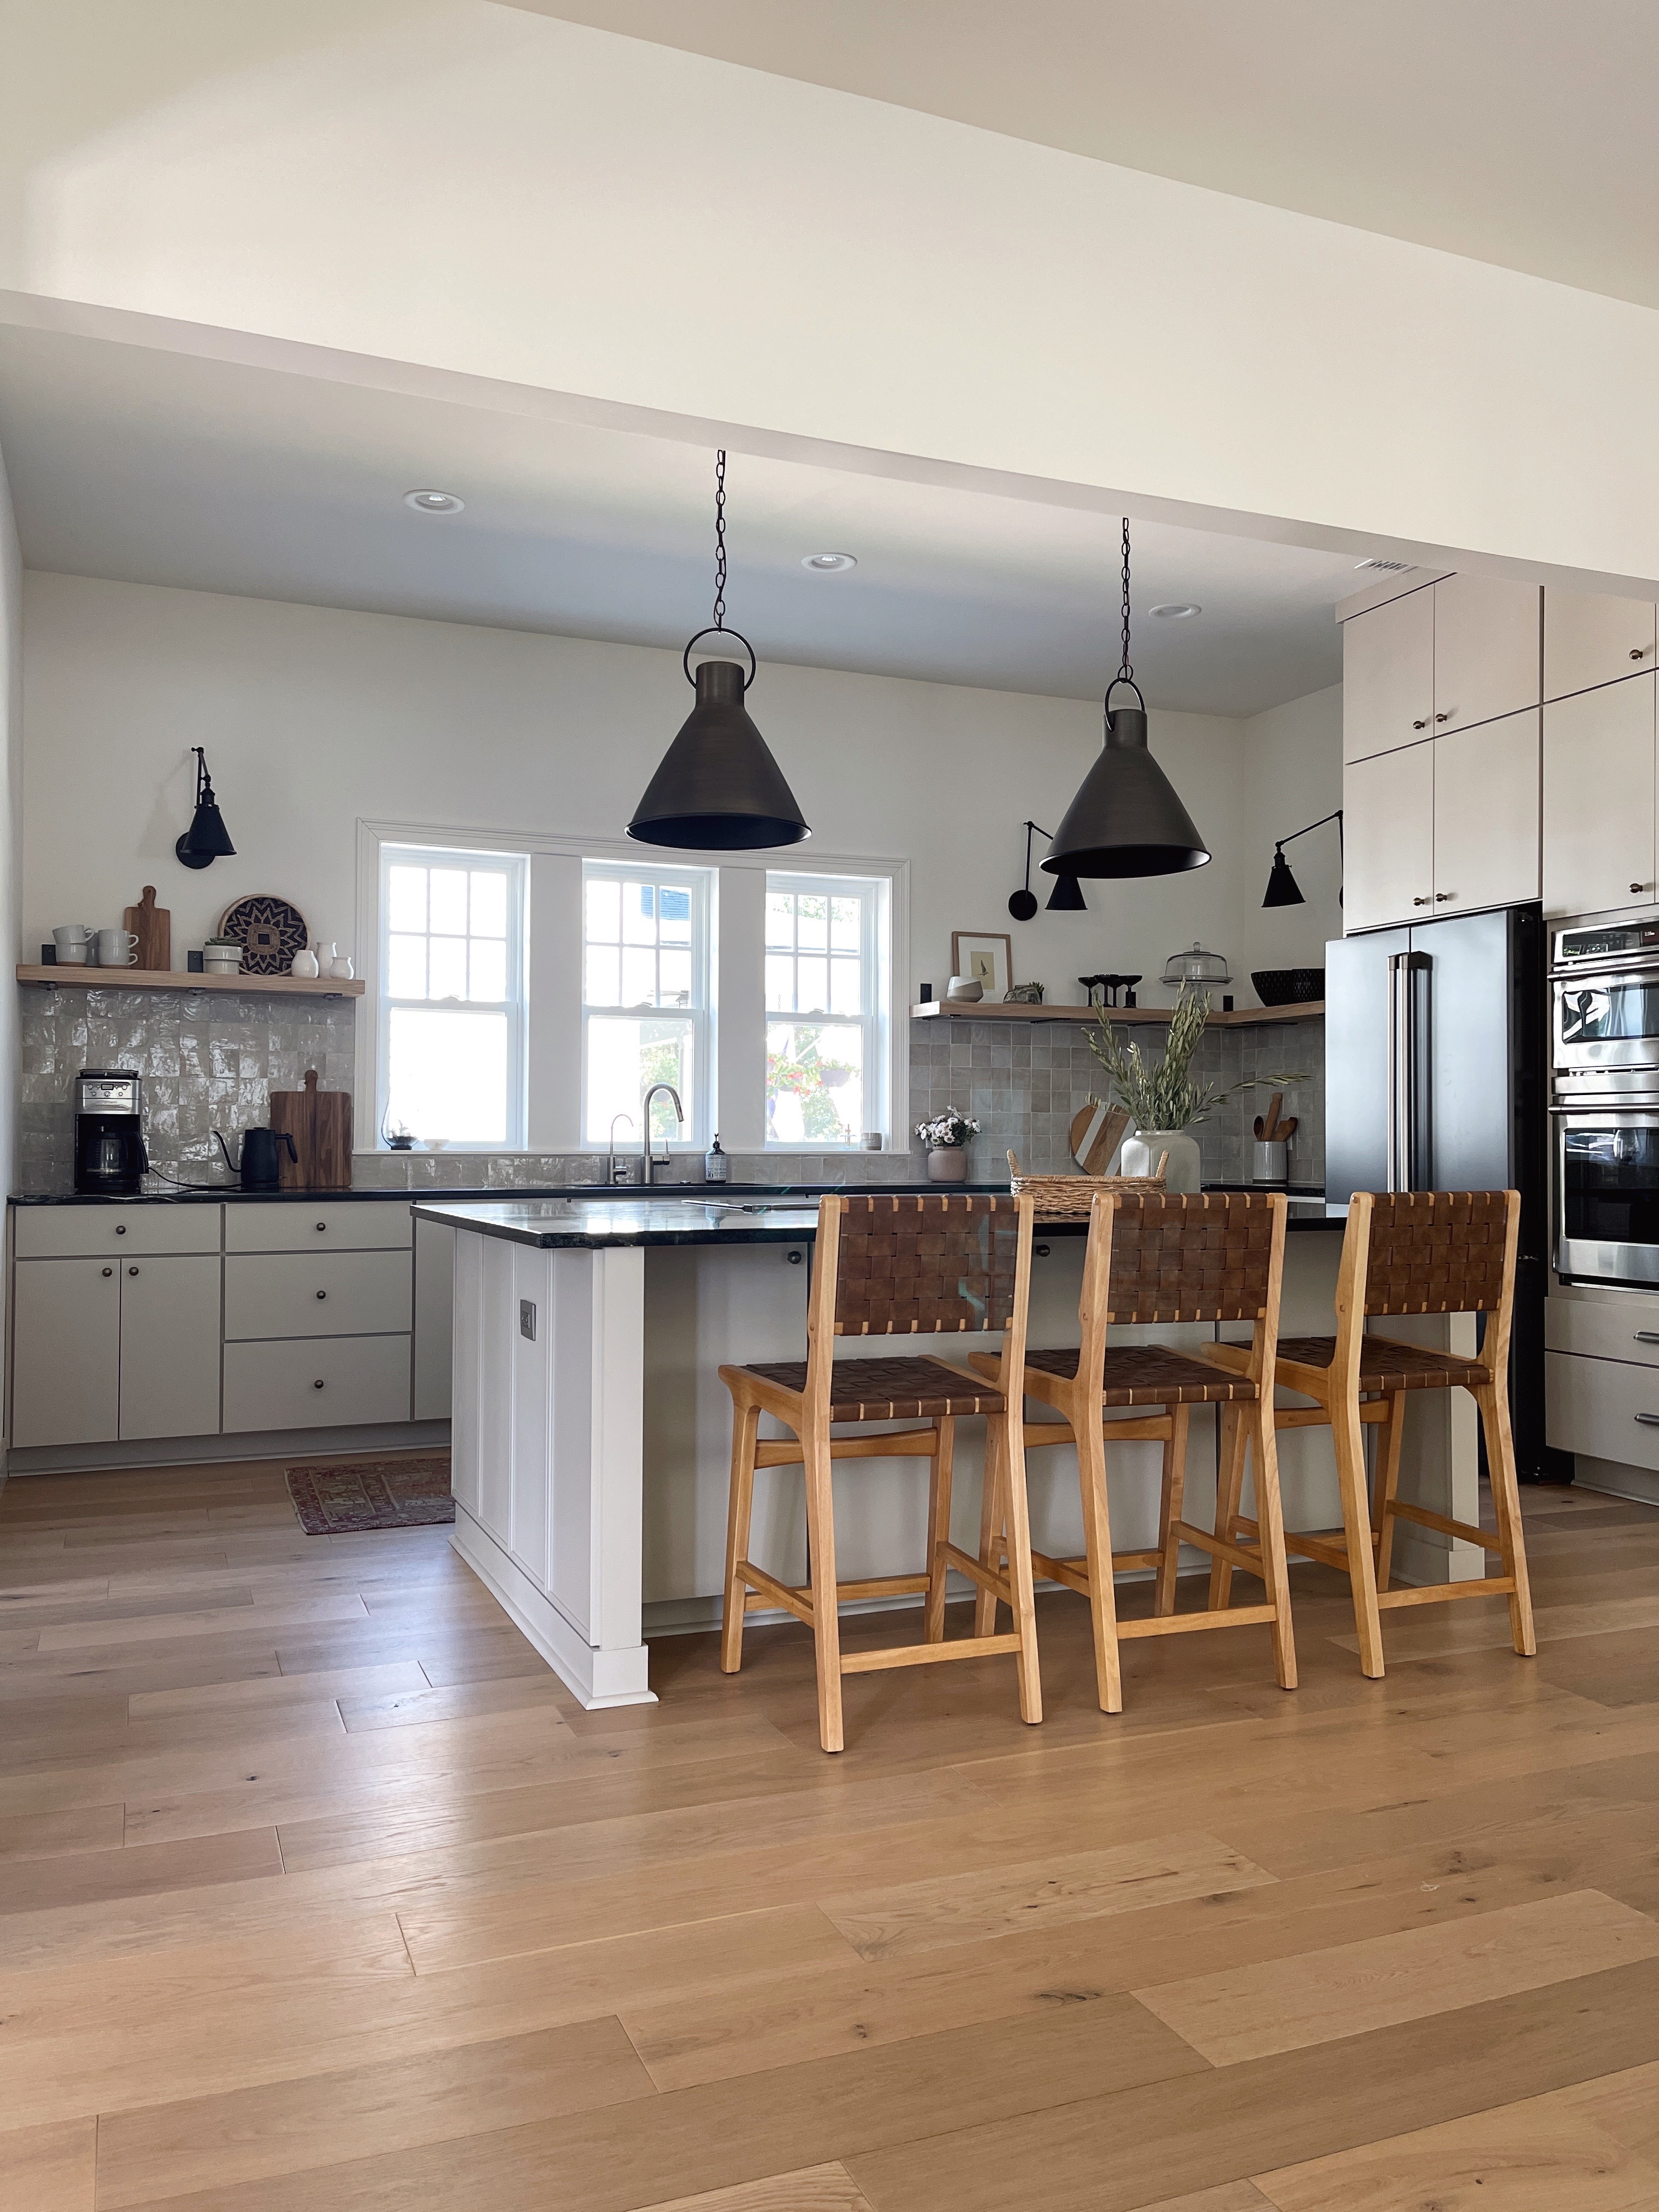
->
8, 1199, 452, 1454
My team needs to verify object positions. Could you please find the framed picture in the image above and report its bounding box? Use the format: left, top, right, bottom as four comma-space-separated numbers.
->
951, 930, 1013, 997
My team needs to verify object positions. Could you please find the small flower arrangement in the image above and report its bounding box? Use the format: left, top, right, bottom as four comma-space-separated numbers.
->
916, 1111, 980, 1150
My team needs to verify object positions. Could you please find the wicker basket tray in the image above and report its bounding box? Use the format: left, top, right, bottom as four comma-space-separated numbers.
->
1005, 1148, 1167, 1220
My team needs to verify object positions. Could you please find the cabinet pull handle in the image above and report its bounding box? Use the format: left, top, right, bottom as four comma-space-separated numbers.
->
1636, 1332, 1659, 1345
315, 1289, 328, 1300
101, 1266, 112, 1278
1637, 1412, 1659, 1427
313, 1378, 325, 1390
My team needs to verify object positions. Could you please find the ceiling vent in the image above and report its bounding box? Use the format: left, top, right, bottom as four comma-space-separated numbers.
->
1353, 557, 1414, 573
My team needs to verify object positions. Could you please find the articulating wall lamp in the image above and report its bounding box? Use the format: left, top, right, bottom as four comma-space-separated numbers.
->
1008, 821, 1087, 918
628, 450, 810, 851
175, 747, 236, 870
1263, 809, 1344, 907
1044, 519, 1210, 880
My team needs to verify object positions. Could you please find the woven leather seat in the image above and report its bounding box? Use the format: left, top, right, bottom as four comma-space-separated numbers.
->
1024, 1344, 1260, 1406
740, 1356, 1005, 1423
1277, 1336, 1494, 1391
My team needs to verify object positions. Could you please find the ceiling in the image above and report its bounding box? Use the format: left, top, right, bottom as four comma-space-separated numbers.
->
0, 323, 1367, 716
517, 0, 1659, 309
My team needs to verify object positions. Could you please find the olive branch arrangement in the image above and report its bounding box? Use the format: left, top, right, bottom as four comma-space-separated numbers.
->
1084, 983, 1307, 1132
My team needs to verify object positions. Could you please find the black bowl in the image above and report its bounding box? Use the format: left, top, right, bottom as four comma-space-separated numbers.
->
1251, 966, 1325, 1006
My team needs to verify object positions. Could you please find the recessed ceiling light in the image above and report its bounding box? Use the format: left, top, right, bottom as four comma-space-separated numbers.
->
404, 489, 465, 515
802, 551, 857, 573
1150, 602, 1201, 619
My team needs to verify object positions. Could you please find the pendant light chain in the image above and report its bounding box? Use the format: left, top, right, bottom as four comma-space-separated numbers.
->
1118, 515, 1134, 685
712, 448, 728, 632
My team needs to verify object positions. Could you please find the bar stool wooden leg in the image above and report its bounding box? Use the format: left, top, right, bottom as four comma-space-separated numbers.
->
1478, 1380, 1537, 1658
998, 1405, 1043, 1725
1372, 1391, 1407, 1592
1076, 1410, 1123, 1714
721, 1398, 761, 1674
974, 1417, 1006, 1637
1248, 1400, 1298, 1691
1154, 1403, 1190, 1616
1209, 1402, 1248, 1611
1334, 1392, 1386, 1679
802, 1426, 845, 1752
925, 1417, 955, 1643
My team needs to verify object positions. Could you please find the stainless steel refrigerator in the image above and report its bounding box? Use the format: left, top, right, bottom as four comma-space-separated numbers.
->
1325, 903, 1552, 1478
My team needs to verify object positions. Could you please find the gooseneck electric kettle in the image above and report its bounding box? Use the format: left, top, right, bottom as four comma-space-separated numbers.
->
215, 1126, 298, 1191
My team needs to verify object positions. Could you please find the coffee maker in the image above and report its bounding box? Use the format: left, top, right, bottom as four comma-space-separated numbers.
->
74, 1070, 147, 1195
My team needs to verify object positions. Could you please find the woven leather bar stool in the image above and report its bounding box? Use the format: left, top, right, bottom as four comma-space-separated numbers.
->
719, 1192, 1042, 1753
1216, 1188, 1534, 1679
973, 1189, 1294, 1713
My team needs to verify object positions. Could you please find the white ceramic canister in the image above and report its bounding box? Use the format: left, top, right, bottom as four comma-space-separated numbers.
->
1121, 1128, 1202, 1194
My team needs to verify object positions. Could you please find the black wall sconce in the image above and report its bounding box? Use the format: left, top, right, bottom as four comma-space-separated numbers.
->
176, 747, 236, 870
1263, 809, 1343, 907
1009, 820, 1087, 918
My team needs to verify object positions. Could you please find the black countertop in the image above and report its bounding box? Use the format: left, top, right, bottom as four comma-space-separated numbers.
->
11, 1178, 1329, 1211
410, 1192, 1345, 1251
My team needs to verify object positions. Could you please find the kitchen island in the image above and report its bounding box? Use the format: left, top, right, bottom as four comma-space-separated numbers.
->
417, 1192, 1379, 1710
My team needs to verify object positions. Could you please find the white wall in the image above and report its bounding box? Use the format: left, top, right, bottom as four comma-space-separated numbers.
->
0, 443, 21, 1441
4, 7, 1659, 588
20, 571, 1339, 1142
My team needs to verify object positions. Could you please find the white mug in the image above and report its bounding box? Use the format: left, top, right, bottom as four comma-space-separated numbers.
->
95, 928, 138, 968
53, 925, 93, 964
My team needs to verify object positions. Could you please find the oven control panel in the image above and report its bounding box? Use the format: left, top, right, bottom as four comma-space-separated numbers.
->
1556, 921, 1659, 966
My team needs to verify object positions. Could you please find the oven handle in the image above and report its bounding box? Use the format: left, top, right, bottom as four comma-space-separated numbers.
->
1550, 1104, 1659, 1115
1552, 956, 1659, 981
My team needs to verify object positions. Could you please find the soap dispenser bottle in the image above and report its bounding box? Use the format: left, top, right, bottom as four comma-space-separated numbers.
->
704, 1135, 729, 1184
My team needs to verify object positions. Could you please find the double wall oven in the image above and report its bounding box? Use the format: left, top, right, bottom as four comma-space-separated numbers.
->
1553, 921, 1659, 1289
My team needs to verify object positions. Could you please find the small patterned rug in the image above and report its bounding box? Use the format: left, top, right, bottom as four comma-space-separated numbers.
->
285, 1454, 454, 1534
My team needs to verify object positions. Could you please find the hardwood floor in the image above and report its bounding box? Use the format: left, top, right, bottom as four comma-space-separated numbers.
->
1, 1462, 1656, 2209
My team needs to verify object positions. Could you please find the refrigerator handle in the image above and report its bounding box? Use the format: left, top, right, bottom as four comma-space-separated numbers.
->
1387, 950, 1410, 1191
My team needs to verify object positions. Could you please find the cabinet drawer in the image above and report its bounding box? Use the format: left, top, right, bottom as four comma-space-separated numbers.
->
224, 1203, 412, 1254
15, 1206, 222, 1259
225, 1250, 411, 1340
1545, 1348, 1659, 1470
223, 1335, 411, 1433
1546, 1299, 1659, 1371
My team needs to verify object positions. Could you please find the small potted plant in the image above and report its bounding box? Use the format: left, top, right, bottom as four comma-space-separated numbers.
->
916, 1110, 980, 1184
201, 935, 243, 975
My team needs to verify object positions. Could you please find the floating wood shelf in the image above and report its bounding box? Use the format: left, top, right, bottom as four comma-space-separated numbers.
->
910, 1000, 1323, 1027
16, 966, 365, 998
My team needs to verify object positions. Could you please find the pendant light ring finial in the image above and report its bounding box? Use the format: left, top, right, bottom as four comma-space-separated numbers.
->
682, 627, 757, 692
1104, 674, 1147, 719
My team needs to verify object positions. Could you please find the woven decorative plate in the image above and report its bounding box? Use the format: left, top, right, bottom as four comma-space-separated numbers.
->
219, 893, 308, 976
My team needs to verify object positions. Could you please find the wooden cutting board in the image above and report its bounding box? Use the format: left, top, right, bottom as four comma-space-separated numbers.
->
123, 886, 170, 972
1070, 1102, 1131, 1175
269, 1070, 352, 1190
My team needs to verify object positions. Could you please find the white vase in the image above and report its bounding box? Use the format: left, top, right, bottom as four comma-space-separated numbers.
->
329, 954, 354, 980
926, 1146, 970, 1183
1121, 1127, 1202, 1193
313, 941, 337, 974
290, 947, 320, 979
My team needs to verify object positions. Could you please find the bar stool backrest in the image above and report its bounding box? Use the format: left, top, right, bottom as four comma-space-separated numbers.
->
1335, 1188, 1520, 1385
802, 1193, 1036, 1423
1076, 1191, 1289, 1388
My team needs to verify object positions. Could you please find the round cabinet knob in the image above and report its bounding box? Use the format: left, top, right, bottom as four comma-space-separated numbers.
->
115, 1224, 127, 1235
315, 1289, 328, 1300
1035, 1243, 1051, 1258
1413, 896, 1431, 906
1435, 711, 1451, 724
1633, 647, 1650, 661
313, 1378, 325, 1390
1633, 882, 1646, 895
315, 1222, 328, 1233
1412, 718, 1429, 731
128, 1265, 139, 1276
786, 1250, 803, 1265
1435, 891, 1454, 901
100, 1266, 112, 1278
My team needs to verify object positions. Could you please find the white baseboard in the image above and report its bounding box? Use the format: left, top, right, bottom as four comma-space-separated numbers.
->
4, 1420, 451, 1476
450, 1500, 656, 1709
1573, 1456, 1659, 1509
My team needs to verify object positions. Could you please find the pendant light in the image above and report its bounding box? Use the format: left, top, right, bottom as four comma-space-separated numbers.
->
628, 451, 810, 851
174, 747, 236, 870
1008, 820, 1087, 918
1043, 520, 1210, 879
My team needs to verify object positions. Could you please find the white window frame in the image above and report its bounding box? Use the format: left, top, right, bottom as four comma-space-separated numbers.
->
581, 859, 713, 1151
375, 841, 528, 1151
763, 869, 893, 1152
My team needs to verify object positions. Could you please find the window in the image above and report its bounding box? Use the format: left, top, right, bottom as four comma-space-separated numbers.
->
765, 873, 887, 1147
583, 864, 710, 1147
379, 847, 526, 1147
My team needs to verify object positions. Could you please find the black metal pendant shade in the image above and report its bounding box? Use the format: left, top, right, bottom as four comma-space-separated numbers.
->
1043, 680, 1210, 879
628, 654, 809, 851
628, 448, 810, 852
175, 747, 236, 870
